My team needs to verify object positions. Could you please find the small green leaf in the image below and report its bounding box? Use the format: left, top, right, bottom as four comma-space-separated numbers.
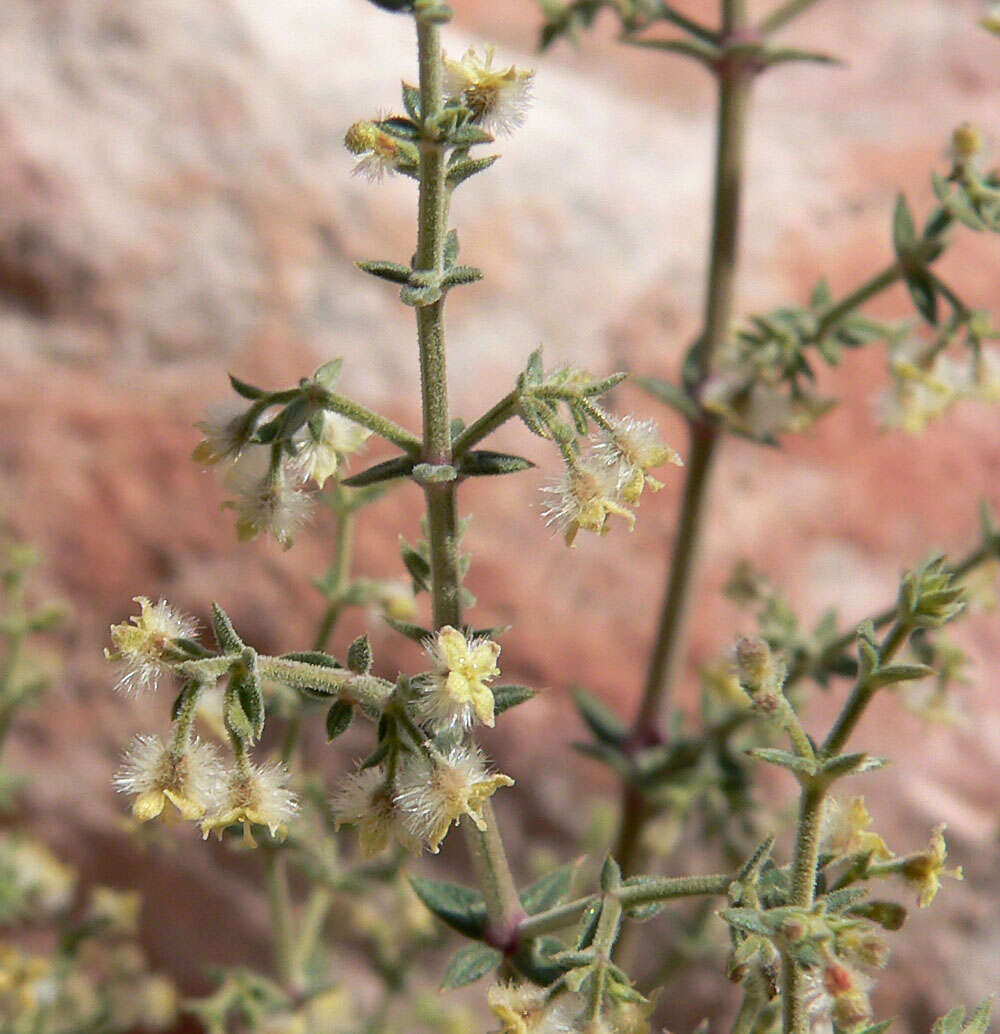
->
904, 269, 938, 325
408, 876, 488, 940
458, 451, 535, 477
347, 634, 373, 675
376, 116, 420, 141
442, 265, 484, 289
228, 373, 266, 400
447, 155, 500, 189
892, 194, 918, 256
440, 944, 502, 990
401, 81, 421, 121
520, 863, 577, 915
279, 650, 341, 668
745, 748, 816, 777
385, 617, 433, 643
867, 663, 934, 689
581, 371, 628, 397
356, 260, 412, 286
492, 684, 536, 716
571, 687, 627, 745
234, 650, 264, 739
762, 45, 842, 66
448, 124, 494, 147
846, 900, 907, 931
325, 700, 354, 741
820, 752, 889, 779
636, 376, 699, 420
312, 359, 343, 391
211, 603, 244, 654
341, 455, 416, 487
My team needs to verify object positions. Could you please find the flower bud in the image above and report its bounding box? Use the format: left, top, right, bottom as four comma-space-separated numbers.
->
952, 122, 984, 160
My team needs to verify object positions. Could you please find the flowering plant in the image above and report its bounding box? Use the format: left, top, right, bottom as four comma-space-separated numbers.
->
93, 1, 1000, 1032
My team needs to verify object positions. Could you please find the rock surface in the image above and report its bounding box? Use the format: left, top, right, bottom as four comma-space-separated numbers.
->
1, 0, 998, 1029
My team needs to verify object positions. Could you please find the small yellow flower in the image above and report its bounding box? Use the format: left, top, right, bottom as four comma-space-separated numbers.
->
395, 747, 514, 854
331, 767, 420, 858
443, 46, 534, 136
344, 120, 417, 181
294, 411, 372, 488
106, 597, 198, 694
542, 460, 635, 547
821, 797, 893, 862
596, 414, 682, 504
114, 734, 225, 822
487, 983, 572, 1034
901, 824, 963, 907
88, 886, 142, 936
419, 625, 501, 729
201, 761, 298, 844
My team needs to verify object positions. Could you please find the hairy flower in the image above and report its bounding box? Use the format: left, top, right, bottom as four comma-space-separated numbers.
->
878, 341, 971, 433
542, 459, 635, 547
106, 597, 198, 695
443, 46, 534, 135
225, 462, 312, 549
820, 797, 892, 862
900, 824, 963, 907
487, 984, 576, 1034
595, 414, 682, 504
114, 734, 225, 822
331, 767, 420, 857
191, 403, 253, 467
395, 747, 514, 853
345, 120, 417, 181
417, 625, 501, 729
702, 373, 833, 440
201, 761, 298, 844
294, 411, 372, 488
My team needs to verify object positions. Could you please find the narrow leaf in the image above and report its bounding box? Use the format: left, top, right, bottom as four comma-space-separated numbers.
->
440, 944, 502, 990
458, 451, 535, 477
571, 687, 627, 745
356, 260, 412, 285
408, 876, 488, 940
636, 376, 699, 420
228, 373, 266, 400
211, 603, 244, 654
341, 455, 416, 487
447, 155, 500, 189
520, 863, 577, 915
493, 684, 536, 716
325, 700, 354, 740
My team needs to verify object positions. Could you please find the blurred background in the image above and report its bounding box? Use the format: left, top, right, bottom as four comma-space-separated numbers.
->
1, 0, 998, 1030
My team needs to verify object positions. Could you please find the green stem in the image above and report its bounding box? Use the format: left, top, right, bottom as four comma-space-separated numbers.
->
618, 0, 755, 877
821, 619, 910, 756
451, 390, 520, 458
321, 391, 422, 455
411, 11, 522, 937
758, 0, 828, 34
264, 850, 295, 990
314, 504, 355, 653
516, 871, 732, 942
290, 887, 333, 985
813, 262, 902, 343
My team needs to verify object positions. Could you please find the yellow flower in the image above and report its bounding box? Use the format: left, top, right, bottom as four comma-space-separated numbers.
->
395, 747, 514, 853
820, 797, 892, 861
901, 824, 963, 907
114, 734, 225, 822
443, 46, 534, 136
419, 625, 501, 729
331, 767, 420, 858
542, 460, 635, 547
294, 411, 372, 488
596, 414, 682, 504
201, 761, 298, 844
487, 984, 576, 1034
106, 597, 198, 694
88, 886, 142, 936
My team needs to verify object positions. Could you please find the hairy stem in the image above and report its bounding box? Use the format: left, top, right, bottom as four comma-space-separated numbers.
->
264, 850, 295, 990
411, 12, 521, 935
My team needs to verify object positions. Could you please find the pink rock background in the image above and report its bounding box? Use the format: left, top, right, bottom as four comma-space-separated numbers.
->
1, 0, 998, 1030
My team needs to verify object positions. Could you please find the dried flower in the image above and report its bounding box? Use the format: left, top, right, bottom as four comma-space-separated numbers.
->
106, 597, 198, 695
114, 734, 225, 822
417, 625, 501, 729
225, 462, 312, 549
800, 961, 874, 1034
595, 414, 682, 504
395, 747, 514, 853
900, 824, 963, 907
443, 46, 534, 136
294, 411, 372, 488
191, 403, 253, 467
542, 459, 635, 547
820, 797, 893, 862
201, 761, 298, 844
331, 767, 420, 857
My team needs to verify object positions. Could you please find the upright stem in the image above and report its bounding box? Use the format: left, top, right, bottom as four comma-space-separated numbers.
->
264, 850, 295, 990
616, 0, 754, 874
412, 12, 521, 933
